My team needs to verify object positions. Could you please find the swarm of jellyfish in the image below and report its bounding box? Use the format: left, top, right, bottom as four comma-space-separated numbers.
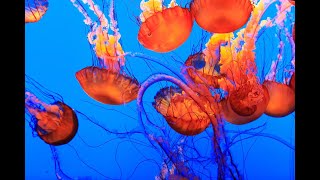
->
25, 0, 295, 179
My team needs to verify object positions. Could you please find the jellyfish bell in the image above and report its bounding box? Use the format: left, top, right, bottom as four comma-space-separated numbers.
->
289, 72, 295, 91
221, 81, 269, 125
25, 93, 78, 146
184, 52, 225, 88
25, 0, 49, 23
263, 81, 295, 117
153, 86, 210, 136
138, 1, 193, 52
76, 66, 140, 105
190, 0, 253, 33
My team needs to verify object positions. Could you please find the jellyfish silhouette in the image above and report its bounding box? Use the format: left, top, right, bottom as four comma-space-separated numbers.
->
72, 0, 140, 105
25, 0, 49, 23
25, 76, 78, 146
138, 0, 193, 52
190, 0, 253, 33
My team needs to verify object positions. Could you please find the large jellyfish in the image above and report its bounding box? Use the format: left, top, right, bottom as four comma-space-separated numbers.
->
72, 0, 140, 105
263, 59, 295, 117
153, 86, 211, 135
190, 0, 253, 33
138, 0, 194, 52
25, 76, 78, 146
262, 1, 295, 117
25, 0, 49, 23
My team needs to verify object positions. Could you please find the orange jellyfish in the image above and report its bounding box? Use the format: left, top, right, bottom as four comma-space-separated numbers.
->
25, 0, 49, 23
76, 66, 140, 105
190, 0, 253, 33
25, 92, 78, 146
263, 80, 295, 117
138, 0, 193, 52
153, 86, 210, 135
221, 80, 270, 125
72, 0, 140, 105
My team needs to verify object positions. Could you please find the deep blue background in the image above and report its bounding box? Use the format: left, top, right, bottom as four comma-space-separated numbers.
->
25, 0, 295, 179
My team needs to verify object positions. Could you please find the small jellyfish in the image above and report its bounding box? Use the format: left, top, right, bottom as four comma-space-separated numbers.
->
190, 0, 253, 33
25, 92, 78, 145
153, 86, 210, 136
72, 0, 140, 105
263, 80, 295, 117
25, 0, 49, 23
138, 0, 193, 52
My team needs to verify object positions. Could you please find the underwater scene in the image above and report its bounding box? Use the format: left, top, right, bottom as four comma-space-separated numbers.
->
25, 0, 295, 179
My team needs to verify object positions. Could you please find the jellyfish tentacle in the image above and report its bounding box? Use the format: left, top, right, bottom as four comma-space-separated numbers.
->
50, 146, 73, 180
137, 74, 241, 179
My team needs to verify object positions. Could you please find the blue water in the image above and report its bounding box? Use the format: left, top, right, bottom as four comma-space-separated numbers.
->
25, 0, 295, 179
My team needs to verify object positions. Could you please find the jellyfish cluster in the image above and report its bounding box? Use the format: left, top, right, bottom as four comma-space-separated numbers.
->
25, 0, 295, 179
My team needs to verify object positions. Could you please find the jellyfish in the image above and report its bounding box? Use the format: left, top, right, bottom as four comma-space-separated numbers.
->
25, 0, 49, 23
25, 76, 78, 146
263, 61, 295, 117
263, 74, 295, 118
221, 80, 270, 124
263, 80, 295, 117
138, 0, 193, 52
71, 0, 140, 105
153, 86, 211, 135
261, 2, 295, 117
190, 0, 253, 33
